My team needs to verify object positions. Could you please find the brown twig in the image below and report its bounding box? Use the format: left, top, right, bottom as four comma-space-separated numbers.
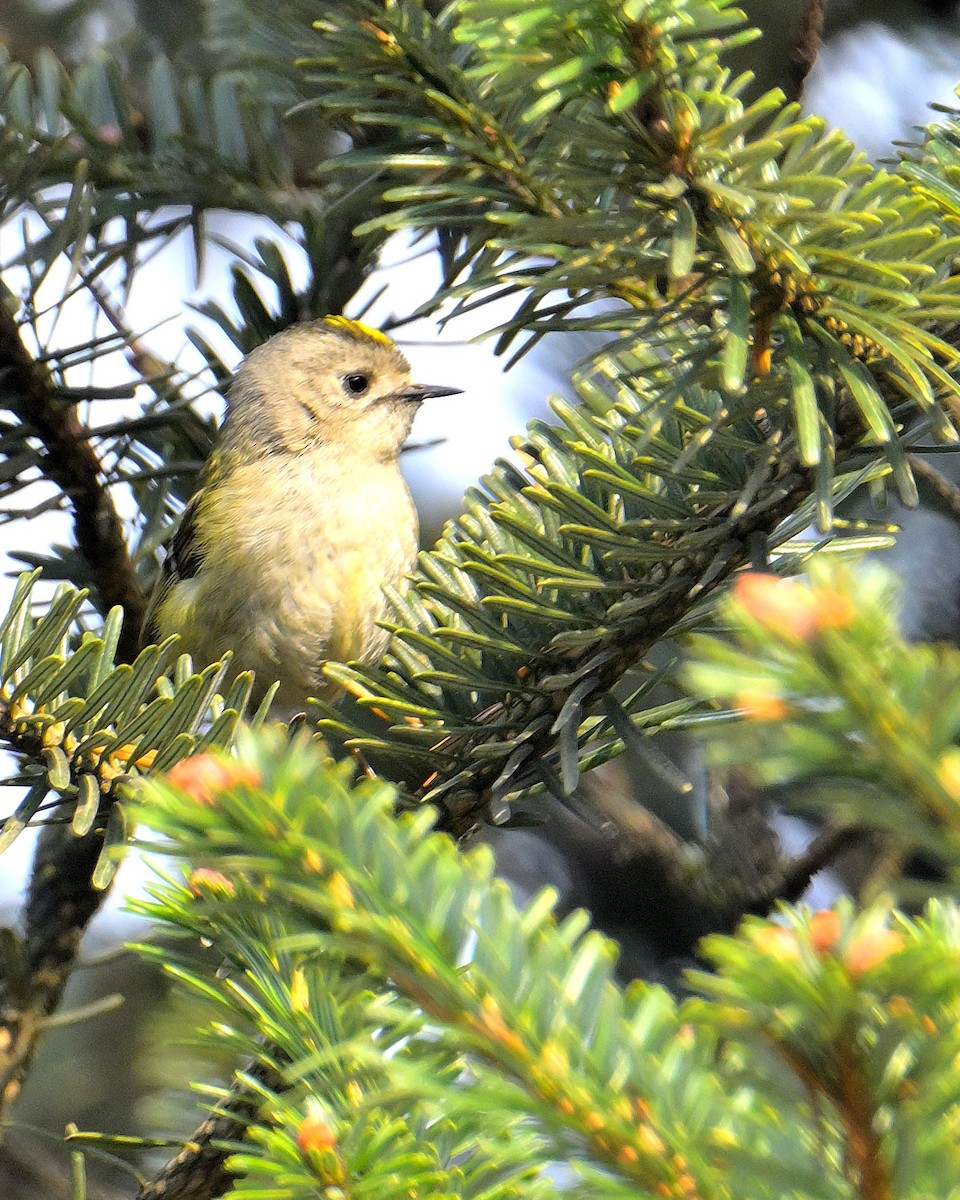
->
777, 1040, 890, 1200
133, 1059, 283, 1200
908, 452, 960, 522
0, 304, 147, 661
833, 1050, 890, 1200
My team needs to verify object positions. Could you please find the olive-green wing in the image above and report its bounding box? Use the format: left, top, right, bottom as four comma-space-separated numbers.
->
141, 492, 205, 647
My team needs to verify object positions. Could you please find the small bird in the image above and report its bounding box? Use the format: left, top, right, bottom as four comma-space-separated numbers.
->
145, 316, 460, 711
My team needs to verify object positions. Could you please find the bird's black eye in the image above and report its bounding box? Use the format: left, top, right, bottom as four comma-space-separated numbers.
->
342, 373, 370, 397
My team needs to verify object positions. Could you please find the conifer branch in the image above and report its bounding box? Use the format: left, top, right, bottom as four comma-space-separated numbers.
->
134, 1061, 282, 1200
327, 401, 889, 838
0, 826, 108, 1121
0, 683, 110, 1118
125, 733, 960, 1200
0, 579, 253, 1127
0, 307, 146, 660
833, 1051, 889, 1200
0, 311, 146, 1117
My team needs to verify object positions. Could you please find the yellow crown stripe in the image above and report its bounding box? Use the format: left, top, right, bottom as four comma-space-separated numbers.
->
323, 315, 394, 348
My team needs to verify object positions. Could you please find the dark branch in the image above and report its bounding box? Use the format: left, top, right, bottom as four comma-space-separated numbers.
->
908, 452, 960, 523
134, 1059, 283, 1200
0, 313, 145, 1107
0, 826, 109, 1118
0, 304, 147, 661
0, 697, 114, 1119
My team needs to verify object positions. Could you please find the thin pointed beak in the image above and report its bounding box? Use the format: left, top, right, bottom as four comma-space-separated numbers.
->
400, 383, 463, 403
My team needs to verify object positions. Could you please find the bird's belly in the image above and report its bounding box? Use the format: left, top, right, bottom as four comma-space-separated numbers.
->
196, 481, 417, 707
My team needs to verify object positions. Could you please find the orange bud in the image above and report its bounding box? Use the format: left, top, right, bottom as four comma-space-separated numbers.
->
844, 929, 905, 976
734, 687, 788, 722
887, 995, 912, 1019
753, 343, 772, 377
751, 924, 801, 961
733, 573, 820, 641
808, 909, 842, 954
359, 20, 391, 44
166, 754, 260, 805
188, 868, 235, 898
297, 1116, 337, 1154
809, 588, 855, 631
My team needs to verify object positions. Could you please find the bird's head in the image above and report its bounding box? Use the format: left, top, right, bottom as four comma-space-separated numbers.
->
224, 317, 459, 461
